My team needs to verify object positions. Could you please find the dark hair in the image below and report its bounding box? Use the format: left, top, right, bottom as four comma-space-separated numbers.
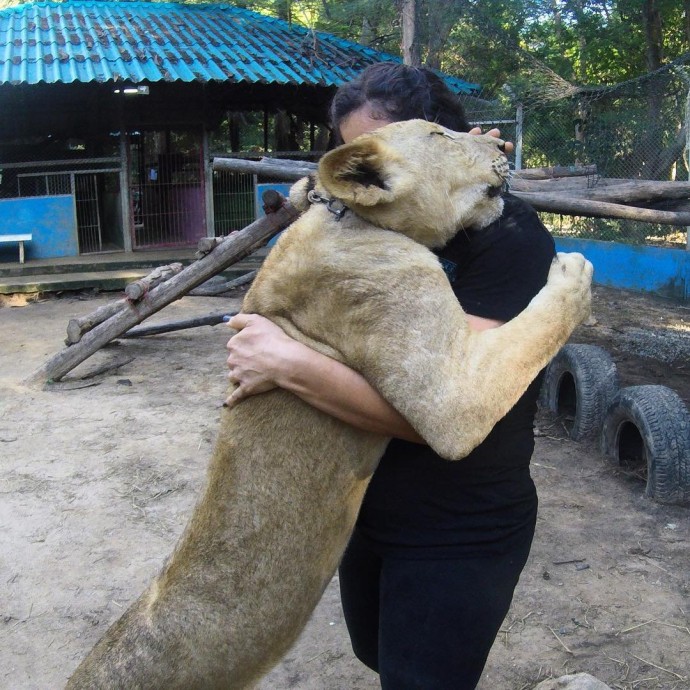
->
329, 62, 471, 143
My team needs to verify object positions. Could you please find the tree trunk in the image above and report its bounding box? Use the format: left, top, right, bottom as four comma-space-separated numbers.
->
401, 0, 421, 66
275, 111, 297, 152
276, 0, 291, 23
229, 112, 241, 153
643, 0, 663, 72
640, 0, 665, 179
425, 0, 457, 71
566, 0, 588, 82
551, 0, 562, 43
360, 16, 374, 46
647, 125, 688, 181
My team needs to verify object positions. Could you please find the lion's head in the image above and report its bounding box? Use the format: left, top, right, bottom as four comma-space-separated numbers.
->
290, 120, 510, 249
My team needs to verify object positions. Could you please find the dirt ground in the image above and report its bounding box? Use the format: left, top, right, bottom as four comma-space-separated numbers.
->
1, 283, 689, 690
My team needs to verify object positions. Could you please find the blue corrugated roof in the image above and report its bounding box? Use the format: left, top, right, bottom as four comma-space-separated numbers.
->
0, 1, 479, 94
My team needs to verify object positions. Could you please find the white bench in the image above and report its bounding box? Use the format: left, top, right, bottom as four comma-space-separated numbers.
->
0, 233, 32, 263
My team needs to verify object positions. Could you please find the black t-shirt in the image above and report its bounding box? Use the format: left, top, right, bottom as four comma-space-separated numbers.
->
355, 194, 556, 557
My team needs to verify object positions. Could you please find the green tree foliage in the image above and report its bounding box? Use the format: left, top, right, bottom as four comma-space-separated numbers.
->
248, 1, 689, 98
1, 0, 685, 93
2, 0, 689, 182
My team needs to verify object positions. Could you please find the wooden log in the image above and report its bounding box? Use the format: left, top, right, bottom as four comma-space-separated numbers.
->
510, 177, 690, 203
510, 177, 592, 193
512, 164, 598, 180
514, 191, 690, 226
65, 263, 187, 345
259, 157, 317, 169
27, 202, 301, 385
124, 263, 184, 301
260, 189, 288, 214
213, 156, 317, 181
640, 198, 690, 214
196, 236, 227, 258
121, 312, 238, 338
65, 299, 127, 346
189, 270, 257, 296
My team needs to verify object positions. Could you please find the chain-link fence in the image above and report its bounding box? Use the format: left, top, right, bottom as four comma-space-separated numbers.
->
461, 55, 690, 250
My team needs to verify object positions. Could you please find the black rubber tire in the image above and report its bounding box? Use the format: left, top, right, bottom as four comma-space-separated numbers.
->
541, 344, 620, 441
600, 385, 690, 505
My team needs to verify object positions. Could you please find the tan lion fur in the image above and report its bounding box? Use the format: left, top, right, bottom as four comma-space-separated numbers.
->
66, 120, 592, 689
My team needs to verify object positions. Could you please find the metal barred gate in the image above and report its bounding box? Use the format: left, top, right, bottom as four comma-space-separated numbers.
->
16, 169, 120, 254
128, 129, 206, 249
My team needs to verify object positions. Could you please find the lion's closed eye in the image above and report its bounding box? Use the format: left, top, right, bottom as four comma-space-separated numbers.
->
430, 130, 507, 154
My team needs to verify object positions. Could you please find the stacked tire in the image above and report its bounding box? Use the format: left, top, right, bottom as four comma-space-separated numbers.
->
541, 344, 690, 506
540, 344, 620, 441
600, 385, 690, 505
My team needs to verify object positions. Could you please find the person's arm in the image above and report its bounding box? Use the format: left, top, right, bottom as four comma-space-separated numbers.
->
225, 313, 501, 442
225, 313, 423, 441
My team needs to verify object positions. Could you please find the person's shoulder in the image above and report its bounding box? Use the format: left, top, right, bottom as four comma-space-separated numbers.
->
441, 192, 554, 267
489, 193, 554, 250
500, 193, 548, 229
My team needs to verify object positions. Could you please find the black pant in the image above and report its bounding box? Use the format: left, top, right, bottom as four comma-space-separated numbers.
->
338, 526, 535, 690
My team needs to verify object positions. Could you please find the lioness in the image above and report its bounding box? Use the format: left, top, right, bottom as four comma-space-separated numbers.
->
67, 120, 592, 689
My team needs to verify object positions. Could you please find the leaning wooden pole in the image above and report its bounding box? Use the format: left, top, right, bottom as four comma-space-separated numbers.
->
65, 263, 185, 345
27, 203, 300, 386
517, 192, 690, 226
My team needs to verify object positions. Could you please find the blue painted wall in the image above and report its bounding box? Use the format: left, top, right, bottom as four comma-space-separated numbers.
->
0, 195, 78, 261
555, 237, 690, 303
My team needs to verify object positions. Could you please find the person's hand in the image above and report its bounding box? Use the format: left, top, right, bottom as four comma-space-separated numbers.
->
225, 313, 295, 408
469, 126, 515, 155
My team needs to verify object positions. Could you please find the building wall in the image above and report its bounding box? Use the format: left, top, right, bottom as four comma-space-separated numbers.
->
0, 196, 78, 261
555, 237, 690, 303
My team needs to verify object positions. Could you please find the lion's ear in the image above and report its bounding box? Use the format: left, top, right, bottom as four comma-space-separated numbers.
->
318, 137, 411, 207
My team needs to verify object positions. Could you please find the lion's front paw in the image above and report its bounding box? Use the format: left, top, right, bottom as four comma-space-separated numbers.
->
547, 252, 593, 324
